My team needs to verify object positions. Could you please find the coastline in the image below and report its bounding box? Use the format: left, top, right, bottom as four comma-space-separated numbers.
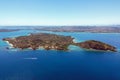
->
5, 41, 14, 48
3, 33, 117, 52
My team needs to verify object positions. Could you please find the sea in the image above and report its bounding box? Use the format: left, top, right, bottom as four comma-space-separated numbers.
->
0, 29, 120, 80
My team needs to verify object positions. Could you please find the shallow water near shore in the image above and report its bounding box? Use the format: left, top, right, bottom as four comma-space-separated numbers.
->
0, 30, 120, 80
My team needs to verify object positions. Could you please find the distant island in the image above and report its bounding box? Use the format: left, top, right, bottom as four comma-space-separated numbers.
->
35, 26, 120, 33
3, 33, 117, 52
1, 26, 120, 33
0, 29, 20, 32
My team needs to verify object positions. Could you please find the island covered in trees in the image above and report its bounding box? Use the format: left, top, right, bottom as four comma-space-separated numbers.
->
3, 33, 117, 52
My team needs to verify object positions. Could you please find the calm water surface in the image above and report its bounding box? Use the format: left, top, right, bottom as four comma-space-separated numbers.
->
0, 30, 120, 80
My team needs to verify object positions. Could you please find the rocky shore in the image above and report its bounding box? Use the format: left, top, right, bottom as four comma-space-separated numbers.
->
3, 33, 117, 52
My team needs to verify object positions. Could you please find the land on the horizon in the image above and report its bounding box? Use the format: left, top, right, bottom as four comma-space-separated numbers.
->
0, 29, 20, 32
35, 26, 120, 33
1, 26, 120, 33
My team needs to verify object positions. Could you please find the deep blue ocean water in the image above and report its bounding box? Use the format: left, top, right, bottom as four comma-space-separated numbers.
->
0, 30, 120, 80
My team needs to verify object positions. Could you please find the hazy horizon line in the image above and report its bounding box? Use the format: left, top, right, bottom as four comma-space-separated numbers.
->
0, 24, 120, 27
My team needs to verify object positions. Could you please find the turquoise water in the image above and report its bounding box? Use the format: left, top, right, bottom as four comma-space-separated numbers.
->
0, 30, 120, 80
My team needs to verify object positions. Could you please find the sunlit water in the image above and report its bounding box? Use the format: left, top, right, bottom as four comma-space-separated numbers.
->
0, 30, 120, 80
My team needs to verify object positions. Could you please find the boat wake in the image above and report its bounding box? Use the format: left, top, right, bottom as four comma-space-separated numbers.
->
24, 57, 38, 60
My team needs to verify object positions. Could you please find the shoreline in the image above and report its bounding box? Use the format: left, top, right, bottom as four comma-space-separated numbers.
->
5, 41, 14, 48
3, 33, 117, 52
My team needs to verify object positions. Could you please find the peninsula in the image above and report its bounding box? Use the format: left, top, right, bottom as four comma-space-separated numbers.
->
75, 40, 116, 52
3, 33, 117, 52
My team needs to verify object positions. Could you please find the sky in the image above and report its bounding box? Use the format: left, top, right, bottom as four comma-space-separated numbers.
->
0, 0, 120, 26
